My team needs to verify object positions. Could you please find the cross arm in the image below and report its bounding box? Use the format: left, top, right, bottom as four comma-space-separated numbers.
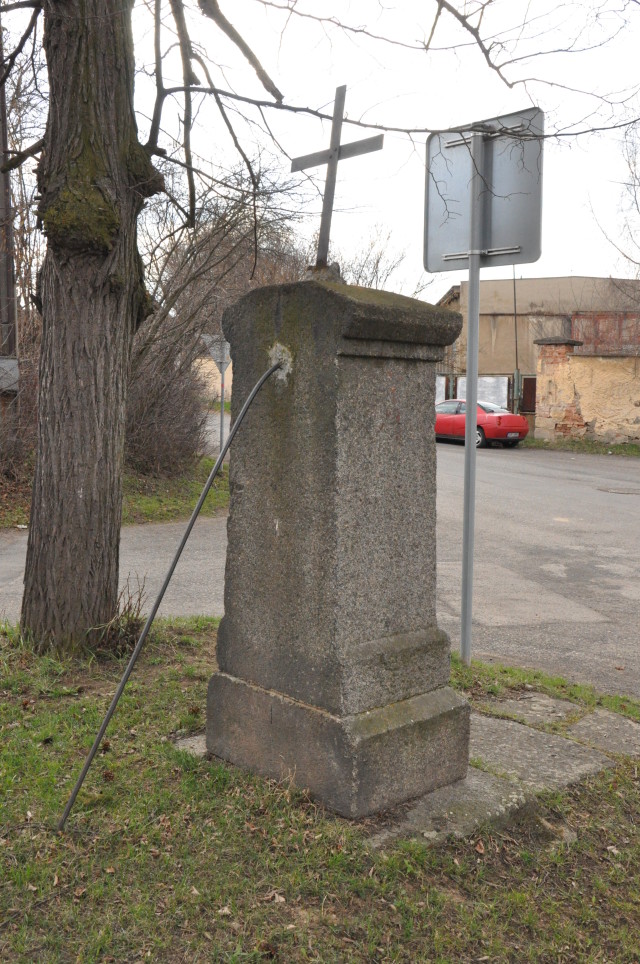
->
291, 133, 384, 173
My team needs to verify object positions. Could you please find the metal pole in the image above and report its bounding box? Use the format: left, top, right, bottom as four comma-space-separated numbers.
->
57, 361, 281, 832
460, 133, 484, 666
512, 264, 520, 414
219, 377, 225, 453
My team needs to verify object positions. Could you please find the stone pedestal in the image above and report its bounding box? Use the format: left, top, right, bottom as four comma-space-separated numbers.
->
207, 280, 469, 817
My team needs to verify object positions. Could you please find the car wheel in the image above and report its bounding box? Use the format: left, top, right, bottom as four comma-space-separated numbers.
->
476, 427, 486, 448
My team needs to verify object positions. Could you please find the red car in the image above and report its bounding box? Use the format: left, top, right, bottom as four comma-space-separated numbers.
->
435, 399, 529, 448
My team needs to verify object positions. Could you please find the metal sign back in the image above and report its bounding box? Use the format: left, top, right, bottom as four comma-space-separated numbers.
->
202, 334, 231, 374
424, 107, 544, 272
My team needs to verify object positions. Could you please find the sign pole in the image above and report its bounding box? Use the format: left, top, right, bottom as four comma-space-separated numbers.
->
219, 376, 225, 452
460, 133, 485, 666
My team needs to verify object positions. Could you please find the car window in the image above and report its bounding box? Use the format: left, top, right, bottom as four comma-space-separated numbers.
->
478, 401, 510, 414
459, 403, 466, 414
436, 400, 459, 414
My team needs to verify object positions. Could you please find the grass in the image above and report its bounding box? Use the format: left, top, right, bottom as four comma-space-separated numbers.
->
121, 458, 229, 525
0, 458, 229, 529
0, 469, 32, 528
522, 437, 640, 458
1, 623, 640, 962
450, 652, 640, 723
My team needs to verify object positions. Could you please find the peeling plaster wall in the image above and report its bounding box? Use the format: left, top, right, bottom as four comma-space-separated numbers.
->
536, 345, 640, 443
196, 357, 234, 401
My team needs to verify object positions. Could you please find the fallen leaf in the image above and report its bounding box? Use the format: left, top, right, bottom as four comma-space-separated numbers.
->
27, 884, 37, 892
262, 890, 286, 903
607, 845, 620, 856
191, 886, 200, 896
26, 811, 33, 823
53, 874, 59, 886
475, 840, 485, 855
218, 905, 232, 916
74, 887, 87, 898
105, 867, 115, 875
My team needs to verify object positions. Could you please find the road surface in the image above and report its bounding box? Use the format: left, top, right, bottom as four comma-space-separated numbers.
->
1, 444, 639, 697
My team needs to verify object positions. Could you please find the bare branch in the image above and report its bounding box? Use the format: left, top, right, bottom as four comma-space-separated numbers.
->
197, 0, 283, 103
0, 135, 42, 172
0, 2, 41, 11
0, 4, 41, 87
168, 0, 198, 225
146, 0, 166, 152
253, 0, 427, 52
209, 87, 260, 275
437, 0, 514, 88
424, 2, 444, 51
160, 83, 640, 141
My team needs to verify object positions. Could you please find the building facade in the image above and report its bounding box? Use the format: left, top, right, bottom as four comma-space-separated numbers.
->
437, 276, 640, 442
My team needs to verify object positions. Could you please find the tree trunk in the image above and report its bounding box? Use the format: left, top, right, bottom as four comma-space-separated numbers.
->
21, 0, 162, 651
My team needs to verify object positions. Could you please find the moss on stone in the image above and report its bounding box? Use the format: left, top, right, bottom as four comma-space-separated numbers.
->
318, 280, 433, 312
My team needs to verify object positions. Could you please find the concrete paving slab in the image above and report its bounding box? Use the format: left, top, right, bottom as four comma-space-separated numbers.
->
174, 733, 207, 756
566, 709, 640, 757
172, 709, 617, 851
470, 713, 610, 791
477, 692, 578, 726
368, 768, 529, 849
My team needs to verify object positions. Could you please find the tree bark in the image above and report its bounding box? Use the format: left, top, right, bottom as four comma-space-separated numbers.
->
21, 0, 162, 651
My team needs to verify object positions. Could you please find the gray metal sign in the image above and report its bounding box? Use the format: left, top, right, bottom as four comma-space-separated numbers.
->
424, 107, 544, 272
202, 334, 230, 374
0, 356, 18, 393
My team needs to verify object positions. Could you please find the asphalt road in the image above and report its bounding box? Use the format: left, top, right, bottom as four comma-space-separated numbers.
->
1, 444, 639, 698
436, 443, 640, 699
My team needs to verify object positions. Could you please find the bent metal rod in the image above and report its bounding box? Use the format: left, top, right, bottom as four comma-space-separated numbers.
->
57, 361, 281, 832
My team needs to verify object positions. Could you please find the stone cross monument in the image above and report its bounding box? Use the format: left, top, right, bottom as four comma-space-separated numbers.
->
207, 280, 469, 817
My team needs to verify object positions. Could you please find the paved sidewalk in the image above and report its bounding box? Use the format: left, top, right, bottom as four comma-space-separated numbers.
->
177, 690, 640, 848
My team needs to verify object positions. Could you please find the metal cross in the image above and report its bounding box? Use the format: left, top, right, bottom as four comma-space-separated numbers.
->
291, 85, 384, 268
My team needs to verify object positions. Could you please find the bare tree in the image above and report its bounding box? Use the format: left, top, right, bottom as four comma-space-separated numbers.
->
0, 0, 636, 651
126, 165, 305, 473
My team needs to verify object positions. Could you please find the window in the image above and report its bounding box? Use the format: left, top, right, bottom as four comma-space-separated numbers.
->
436, 400, 459, 414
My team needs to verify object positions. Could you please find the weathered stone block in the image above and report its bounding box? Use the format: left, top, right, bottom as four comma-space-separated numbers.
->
207, 279, 468, 816
208, 673, 470, 818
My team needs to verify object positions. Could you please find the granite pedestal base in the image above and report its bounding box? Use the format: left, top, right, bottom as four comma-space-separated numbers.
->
208, 674, 469, 818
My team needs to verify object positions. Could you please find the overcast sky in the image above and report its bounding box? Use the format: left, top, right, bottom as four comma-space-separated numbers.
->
137, 1, 640, 299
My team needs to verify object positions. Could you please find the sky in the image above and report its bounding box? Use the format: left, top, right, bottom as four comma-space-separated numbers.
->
95, 2, 640, 301
5, 1, 638, 302
158, 0, 639, 302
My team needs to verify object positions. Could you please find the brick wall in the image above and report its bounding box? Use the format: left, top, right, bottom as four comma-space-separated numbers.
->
535, 339, 640, 443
